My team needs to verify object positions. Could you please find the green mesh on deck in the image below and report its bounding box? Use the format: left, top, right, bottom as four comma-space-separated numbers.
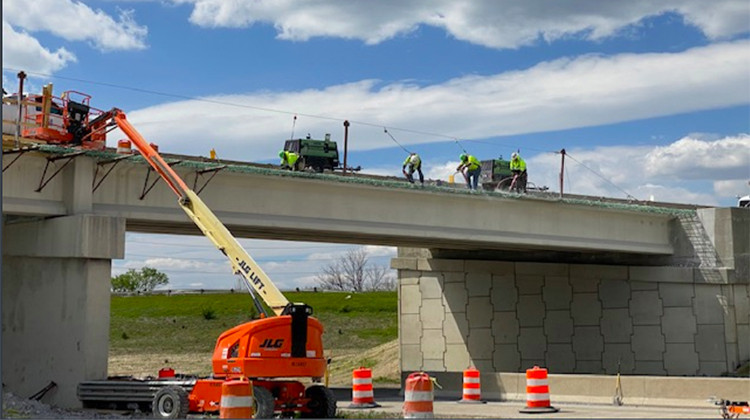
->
35, 144, 696, 217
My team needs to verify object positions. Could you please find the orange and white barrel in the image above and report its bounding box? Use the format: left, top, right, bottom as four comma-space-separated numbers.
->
403, 372, 434, 418
519, 366, 558, 414
348, 367, 380, 408
116, 139, 132, 154
219, 379, 255, 419
458, 367, 485, 404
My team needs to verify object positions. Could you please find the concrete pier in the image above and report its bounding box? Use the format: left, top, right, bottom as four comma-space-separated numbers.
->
2, 214, 125, 407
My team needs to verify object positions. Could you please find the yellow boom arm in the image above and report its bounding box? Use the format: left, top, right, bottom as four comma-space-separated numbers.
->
113, 110, 290, 315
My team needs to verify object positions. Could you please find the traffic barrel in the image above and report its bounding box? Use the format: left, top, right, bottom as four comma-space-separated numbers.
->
403, 372, 434, 418
348, 367, 380, 408
519, 366, 559, 414
219, 379, 254, 419
458, 367, 485, 404
116, 139, 132, 154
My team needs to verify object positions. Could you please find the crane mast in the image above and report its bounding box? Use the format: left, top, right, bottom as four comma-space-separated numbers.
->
113, 110, 290, 315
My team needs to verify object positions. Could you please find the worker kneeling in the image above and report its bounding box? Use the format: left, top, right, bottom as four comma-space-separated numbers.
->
279, 150, 303, 171
510, 152, 528, 193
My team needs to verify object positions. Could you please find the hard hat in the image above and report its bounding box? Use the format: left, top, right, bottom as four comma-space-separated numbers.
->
511, 152, 518, 160
459, 153, 468, 161
279, 150, 285, 158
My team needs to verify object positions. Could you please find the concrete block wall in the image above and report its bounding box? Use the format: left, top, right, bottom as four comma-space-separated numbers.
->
394, 257, 749, 377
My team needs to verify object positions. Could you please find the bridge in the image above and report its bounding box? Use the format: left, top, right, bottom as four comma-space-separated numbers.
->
2, 146, 748, 407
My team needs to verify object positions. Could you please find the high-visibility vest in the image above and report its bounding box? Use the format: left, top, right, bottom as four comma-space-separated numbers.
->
466, 155, 481, 171
281, 151, 299, 166
510, 157, 526, 171
403, 154, 421, 167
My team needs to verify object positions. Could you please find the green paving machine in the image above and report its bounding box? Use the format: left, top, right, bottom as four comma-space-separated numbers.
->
283, 134, 339, 172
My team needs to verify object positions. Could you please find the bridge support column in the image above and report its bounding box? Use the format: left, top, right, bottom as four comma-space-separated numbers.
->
2, 214, 125, 408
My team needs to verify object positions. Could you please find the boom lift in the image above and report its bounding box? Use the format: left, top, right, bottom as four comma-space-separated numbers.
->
99, 109, 335, 418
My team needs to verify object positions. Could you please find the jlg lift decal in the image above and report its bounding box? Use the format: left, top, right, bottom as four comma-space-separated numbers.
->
236, 258, 267, 294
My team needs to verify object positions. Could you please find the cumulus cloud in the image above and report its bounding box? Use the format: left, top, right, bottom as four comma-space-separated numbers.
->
2, 0, 146, 75
119, 40, 750, 161
527, 134, 748, 205
644, 134, 750, 180
2, 22, 77, 73
3, 0, 147, 51
173, 0, 749, 48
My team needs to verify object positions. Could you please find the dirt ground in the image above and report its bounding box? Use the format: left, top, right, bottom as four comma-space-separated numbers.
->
108, 338, 401, 387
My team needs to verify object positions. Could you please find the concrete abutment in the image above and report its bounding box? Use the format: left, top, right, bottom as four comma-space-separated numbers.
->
393, 208, 749, 403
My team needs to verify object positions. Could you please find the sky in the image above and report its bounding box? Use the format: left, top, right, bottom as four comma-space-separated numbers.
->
3, 0, 749, 290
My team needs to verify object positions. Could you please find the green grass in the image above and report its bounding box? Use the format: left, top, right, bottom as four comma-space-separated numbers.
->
110, 291, 397, 355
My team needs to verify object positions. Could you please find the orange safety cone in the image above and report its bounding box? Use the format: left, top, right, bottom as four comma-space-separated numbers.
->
519, 366, 559, 414
348, 367, 381, 408
219, 379, 255, 419
403, 372, 434, 418
458, 367, 486, 404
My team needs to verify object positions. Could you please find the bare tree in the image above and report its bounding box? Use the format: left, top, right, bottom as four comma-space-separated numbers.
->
316, 248, 395, 291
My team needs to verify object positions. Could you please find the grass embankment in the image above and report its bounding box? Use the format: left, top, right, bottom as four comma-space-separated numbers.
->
109, 291, 399, 384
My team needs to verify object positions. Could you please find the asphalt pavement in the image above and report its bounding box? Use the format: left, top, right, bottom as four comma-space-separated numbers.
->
332, 388, 723, 419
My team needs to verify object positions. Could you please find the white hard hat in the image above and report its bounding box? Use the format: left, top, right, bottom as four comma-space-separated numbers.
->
511, 152, 518, 160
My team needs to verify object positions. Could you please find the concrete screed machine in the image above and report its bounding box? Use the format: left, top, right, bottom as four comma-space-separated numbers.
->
70, 109, 336, 418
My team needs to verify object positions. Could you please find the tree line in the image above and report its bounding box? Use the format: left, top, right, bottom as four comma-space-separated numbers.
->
112, 249, 395, 292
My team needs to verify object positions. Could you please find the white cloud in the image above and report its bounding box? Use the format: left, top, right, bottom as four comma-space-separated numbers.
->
3, 0, 147, 51
715, 179, 750, 198
118, 40, 750, 161
644, 134, 750, 180
174, 0, 749, 48
142, 257, 221, 271
527, 134, 748, 205
361, 245, 397, 258
2, 22, 77, 74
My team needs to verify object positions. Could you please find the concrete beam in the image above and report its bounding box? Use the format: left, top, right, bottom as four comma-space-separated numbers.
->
3, 152, 677, 255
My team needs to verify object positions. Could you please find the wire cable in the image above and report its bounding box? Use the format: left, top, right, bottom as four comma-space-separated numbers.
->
4, 68, 469, 144
383, 127, 411, 154
564, 153, 637, 200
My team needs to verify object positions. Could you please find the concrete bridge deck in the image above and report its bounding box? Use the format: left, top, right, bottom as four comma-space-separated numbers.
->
2, 147, 686, 256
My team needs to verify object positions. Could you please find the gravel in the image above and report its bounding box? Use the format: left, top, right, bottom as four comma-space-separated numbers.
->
2, 390, 139, 419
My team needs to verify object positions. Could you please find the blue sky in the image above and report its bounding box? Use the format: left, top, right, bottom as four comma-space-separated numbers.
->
3, 0, 749, 290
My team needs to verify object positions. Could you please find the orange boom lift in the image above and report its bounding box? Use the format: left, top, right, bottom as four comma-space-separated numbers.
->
84, 109, 335, 418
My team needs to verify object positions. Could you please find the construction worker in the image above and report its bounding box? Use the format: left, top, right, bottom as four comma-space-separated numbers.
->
402, 152, 424, 185
457, 153, 482, 190
509, 152, 528, 192
279, 150, 301, 171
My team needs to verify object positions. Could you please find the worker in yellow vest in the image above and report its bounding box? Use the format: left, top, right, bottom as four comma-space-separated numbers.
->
402, 152, 424, 186
279, 150, 302, 171
457, 153, 482, 190
509, 152, 527, 193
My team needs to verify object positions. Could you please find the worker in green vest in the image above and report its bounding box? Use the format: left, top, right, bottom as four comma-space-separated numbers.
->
279, 150, 301, 171
509, 152, 527, 192
402, 152, 424, 185
457, 153, 482, 190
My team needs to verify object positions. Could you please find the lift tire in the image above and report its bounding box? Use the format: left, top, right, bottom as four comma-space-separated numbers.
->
301, 385, 337, 418
252, 386, 275, 418
152, 385, 189, 419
